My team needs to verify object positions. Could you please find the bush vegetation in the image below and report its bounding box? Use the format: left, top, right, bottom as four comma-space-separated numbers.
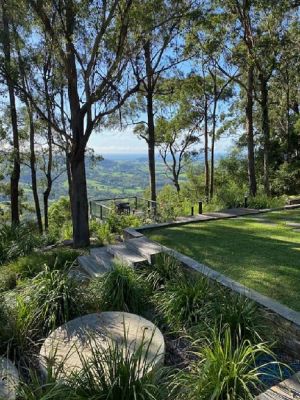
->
88, 262, 149, 314
0, 208, 287, 399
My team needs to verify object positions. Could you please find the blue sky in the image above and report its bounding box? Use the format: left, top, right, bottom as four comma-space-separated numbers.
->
89, 127, 235, 155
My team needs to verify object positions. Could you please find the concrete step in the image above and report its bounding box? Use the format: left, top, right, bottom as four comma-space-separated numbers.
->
125, 237, 162, 263
256, 371, 300, 399
90, 247, 114, 270
107, 243, 147, 267
78, 255, 108, 278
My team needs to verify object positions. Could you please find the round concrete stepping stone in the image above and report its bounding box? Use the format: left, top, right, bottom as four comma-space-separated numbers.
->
0, 358, 19, 400
39, 312, 165, 378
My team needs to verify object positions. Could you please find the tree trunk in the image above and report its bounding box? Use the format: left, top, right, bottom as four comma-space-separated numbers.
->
204, 97, 209, 202
28, 105, 43, 233
210, 90, 217, 200
66, 148, 73, 204
2, 4, 20, 224
70, 150, 90, 247
144, 40, 156, 202
246, 65, 257, 197
43, 124, 53, 232
43, 65, 53, 232
173, 179, 180, 193
286, 68, 291, 162
259, 73, 270, 196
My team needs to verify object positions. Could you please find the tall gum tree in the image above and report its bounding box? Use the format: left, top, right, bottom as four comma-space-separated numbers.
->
128, 0, 190, 202
16, 0, 141, 247
0, 1, 20, 224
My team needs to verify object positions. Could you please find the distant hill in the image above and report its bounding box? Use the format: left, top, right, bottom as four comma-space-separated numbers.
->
0, 152, 227, 203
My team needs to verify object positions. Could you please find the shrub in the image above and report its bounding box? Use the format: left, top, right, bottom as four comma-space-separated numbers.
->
143, 253, 184, 291
212, 293, 264, 343
66, 332, 173, 400
247, 193, 286, 209
272, 161, 300, 195
60, 221, 73, 241
89, 220, 115, 245
0, 223, 42, 265
17, 368, 71, 400
0, 267, 17, 292
89, 262, 149, 314
48, 197, 72, 240
155, 275, 213, 331
27, 266, 86, 334
0, 293, 40, 362
106, 211, 142, 234
3, 249, 81, 280
176, 327, 278, 400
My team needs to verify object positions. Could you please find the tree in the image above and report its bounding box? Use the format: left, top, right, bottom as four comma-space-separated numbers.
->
156, 115, 198, 193
0, 1, 20, 224
129, 0, 189, 202
14, 0, 141, 247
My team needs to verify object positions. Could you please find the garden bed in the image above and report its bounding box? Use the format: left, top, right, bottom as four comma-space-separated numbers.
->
1, 224, 300, 399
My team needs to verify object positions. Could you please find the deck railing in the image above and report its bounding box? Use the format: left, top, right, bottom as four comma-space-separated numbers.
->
89, 196, 159, 221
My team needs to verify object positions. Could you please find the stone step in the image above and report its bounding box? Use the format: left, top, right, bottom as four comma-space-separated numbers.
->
125, 237, 162, 263
107, 243, 147, 266
90, 247, 114, 270
78, 255, 108, 278
256, 371, 300, 399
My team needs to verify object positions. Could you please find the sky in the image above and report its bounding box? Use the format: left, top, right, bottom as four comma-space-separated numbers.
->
89, 127, 235, 156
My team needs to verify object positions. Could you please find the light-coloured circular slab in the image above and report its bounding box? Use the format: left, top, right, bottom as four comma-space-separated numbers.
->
39, 312, 165, 378
0, 358, 19, 400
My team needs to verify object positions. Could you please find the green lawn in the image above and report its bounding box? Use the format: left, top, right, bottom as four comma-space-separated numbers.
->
146, 210, 300, 311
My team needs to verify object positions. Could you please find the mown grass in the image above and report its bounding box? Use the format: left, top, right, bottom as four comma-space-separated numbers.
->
146, 209, 300, 311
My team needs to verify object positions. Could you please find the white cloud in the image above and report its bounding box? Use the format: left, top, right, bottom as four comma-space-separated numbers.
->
89, 128, 148, 154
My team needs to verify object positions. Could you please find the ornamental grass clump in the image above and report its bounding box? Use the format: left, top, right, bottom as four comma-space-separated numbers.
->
212, 292, 265, 343
154, 275, 213, 331
27, 265, 86, 334
89, 261, 150, 314
16, 366, 72, 400
65, 332, 174, 400
144, 253, 184, 291
176, 327, 279, 400
0, 223, 42, 265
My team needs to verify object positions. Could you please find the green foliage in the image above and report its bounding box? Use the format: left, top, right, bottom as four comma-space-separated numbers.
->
209, 293, 264, 344
89, 220, 115, 245
106, 211, 142, 234
17, 333, 173, 400
272, 161, 300, 195
144, 253, 184, 291
89, 262, 149, 314
1, 249, 81, 283
60, 221, 73, 241
66, 332, 173, 400
247, 194, 286, 209
176, 328, 276, 400
48, 197, 72, 239
17, 368, 71, 400
0, 223, 43, 265
0, 293, 39, 361
0, 267, 17, 292
27, 266, 86, 334
155, 275, 213, 331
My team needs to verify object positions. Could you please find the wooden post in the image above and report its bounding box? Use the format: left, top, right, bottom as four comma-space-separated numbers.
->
198, 201, 203, 214
244, 196, 248, 208
100, 204, 103, 220
191, 206, 194, 216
